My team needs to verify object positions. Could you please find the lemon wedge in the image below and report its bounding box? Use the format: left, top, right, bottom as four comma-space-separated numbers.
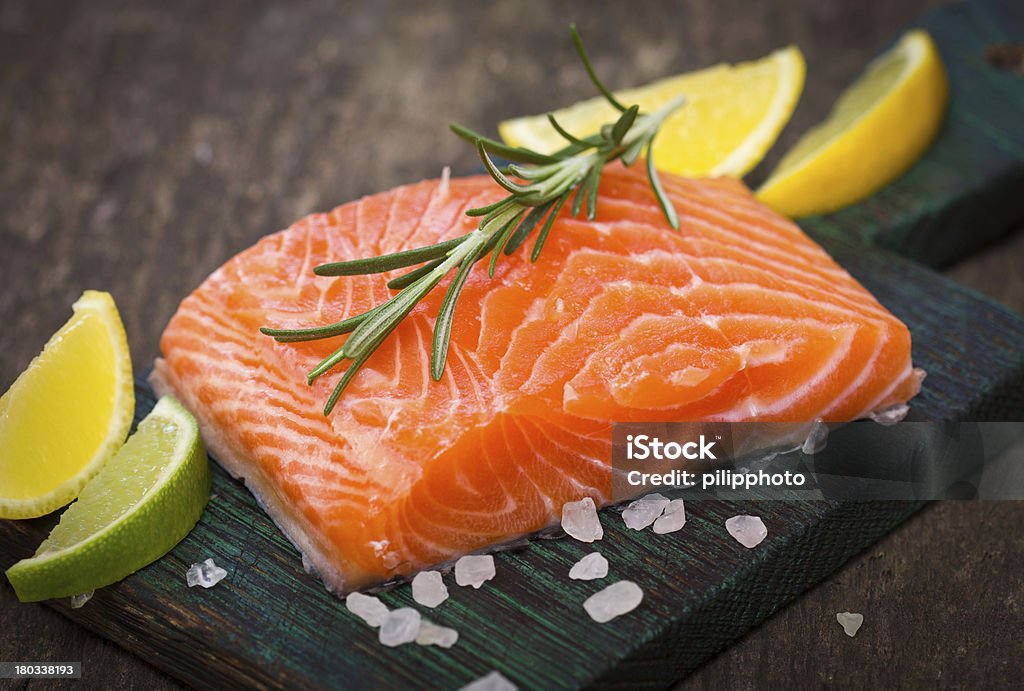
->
499, 46, 806, 178
757, 30, 949, 218
0, 291, 135, 519
7, 396, 209, 601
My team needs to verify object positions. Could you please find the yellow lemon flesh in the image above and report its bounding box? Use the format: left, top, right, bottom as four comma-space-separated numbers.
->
757, 30, 949, 218
0, 291, 134, 519
499, 46, 806, 178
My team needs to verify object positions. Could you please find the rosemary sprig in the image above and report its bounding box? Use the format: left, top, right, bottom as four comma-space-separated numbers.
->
261, 25, 686, 415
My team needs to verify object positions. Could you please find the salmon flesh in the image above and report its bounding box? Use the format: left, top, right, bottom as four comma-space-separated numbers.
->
152, 164, 921, 592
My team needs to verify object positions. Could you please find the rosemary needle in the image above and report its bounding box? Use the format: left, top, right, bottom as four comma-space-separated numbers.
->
261, 25, 686, 415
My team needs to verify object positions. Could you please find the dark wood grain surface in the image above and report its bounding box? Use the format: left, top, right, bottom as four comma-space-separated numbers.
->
1, 1, 1022, 689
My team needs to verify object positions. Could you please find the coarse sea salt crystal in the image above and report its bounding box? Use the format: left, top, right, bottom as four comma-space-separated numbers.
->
869, 404, 910, 426
411, 570, 449, 608
69, 590, 94, 609
836, 611, 864, 637
583, 580, 644, 623
622, 493, 670, 530
561, 497, 603, 542
801, 420, 829, 455
459, 670, 518, 691
454, 554, 496, 589
346, 592, 389, 628
378, 607, 421, 647
569, 552, 608, 581
186, 558, 228, 588
726, 515, 768, 548
652, 499, 686, 534
416, 620, 459, 648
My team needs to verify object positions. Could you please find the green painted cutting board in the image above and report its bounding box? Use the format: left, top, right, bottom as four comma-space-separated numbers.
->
2, 1, 1023, 689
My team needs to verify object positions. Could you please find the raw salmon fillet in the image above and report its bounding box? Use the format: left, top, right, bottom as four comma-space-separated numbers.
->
152, 163, 921, 592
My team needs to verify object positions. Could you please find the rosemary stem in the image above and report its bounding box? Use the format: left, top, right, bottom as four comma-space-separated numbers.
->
618, 95, 687, 150
261, 29, 691, 414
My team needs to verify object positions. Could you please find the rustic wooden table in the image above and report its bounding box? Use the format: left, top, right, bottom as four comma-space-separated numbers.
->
2, 1, 1021, 688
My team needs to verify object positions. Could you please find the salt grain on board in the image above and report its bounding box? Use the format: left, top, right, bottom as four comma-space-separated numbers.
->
869, 404, 910, 426
454, 554, 495, 588
345, 592, 389, 627
416, 620, 459, 648
622, 493, 670, 530
583, 580, 644, 623
836, 611, 864, 637
378, 607, 421, 647
561, 497, 603, 542
69, 590, 93, 609
411, 570, 449, 608
459, 670, 518, 691
186, 558, 228, 588
801, 419, 829, 455
652, 499, 686, 534
726, 515, 768, 548
569, 552, 609, 581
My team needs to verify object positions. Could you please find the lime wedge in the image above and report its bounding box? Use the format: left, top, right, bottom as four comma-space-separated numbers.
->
6, 396, 210, 602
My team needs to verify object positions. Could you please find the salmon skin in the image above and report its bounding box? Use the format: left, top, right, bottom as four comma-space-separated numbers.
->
152, 163, 921, 593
